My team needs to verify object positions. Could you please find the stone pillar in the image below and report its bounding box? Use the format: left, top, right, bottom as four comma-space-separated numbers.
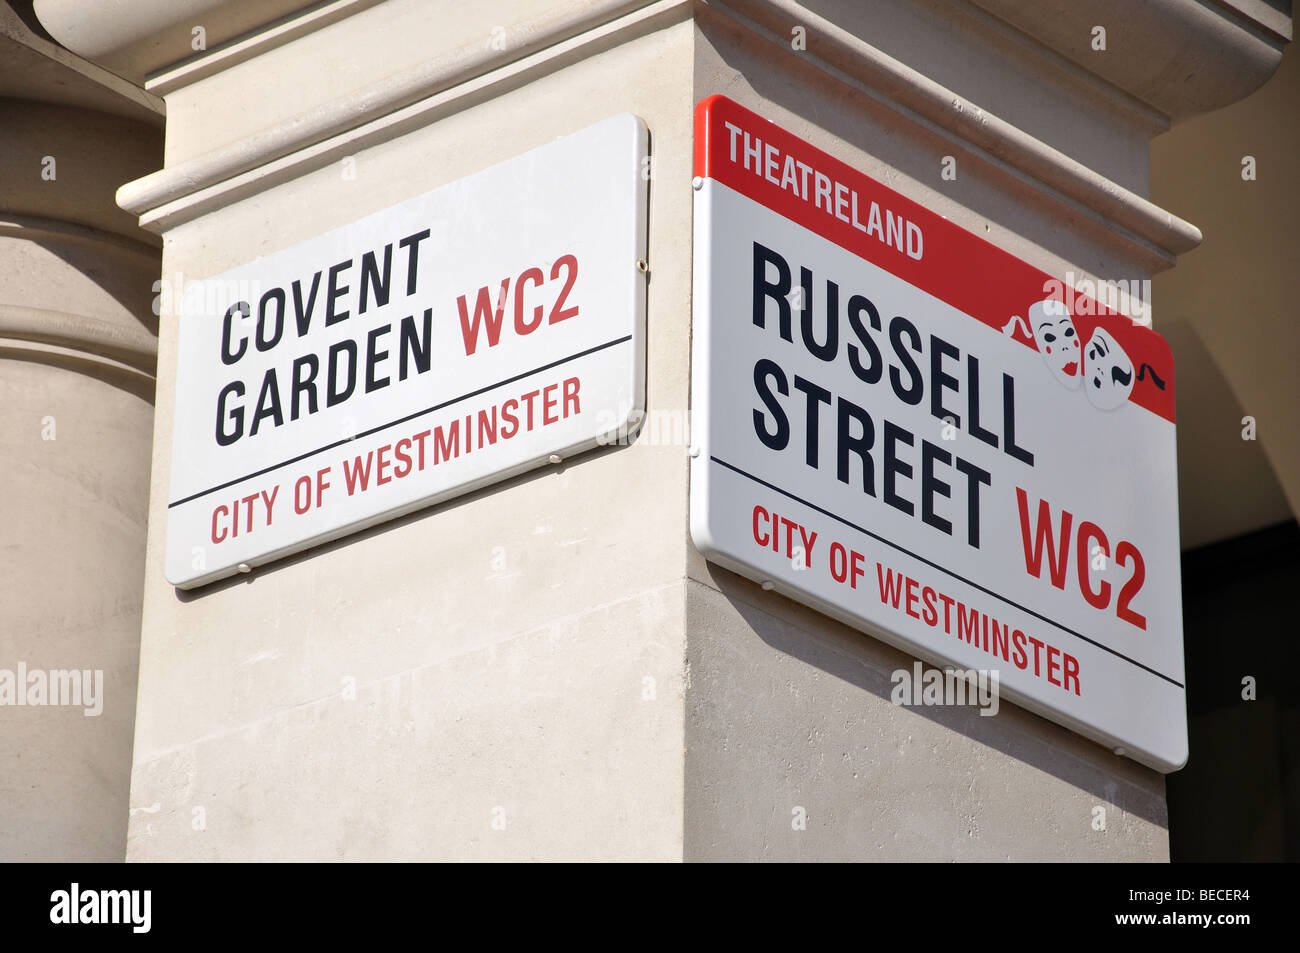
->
680, 0, 1281, 862
31, 0, 1287, 860
0, 6, 163, 861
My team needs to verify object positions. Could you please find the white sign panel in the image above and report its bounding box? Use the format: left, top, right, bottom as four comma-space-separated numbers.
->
690, 96, 1187, 771
166, 113, 648, 588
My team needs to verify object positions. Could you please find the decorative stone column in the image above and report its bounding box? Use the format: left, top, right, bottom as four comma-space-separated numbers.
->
0, 7, 163, 860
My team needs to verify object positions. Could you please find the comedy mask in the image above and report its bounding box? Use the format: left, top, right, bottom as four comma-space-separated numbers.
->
1027, 298, 1081, 390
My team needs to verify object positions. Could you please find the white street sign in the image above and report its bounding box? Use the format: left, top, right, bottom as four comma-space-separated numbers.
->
165, 113, 648, 588
690, 96, 1186, 772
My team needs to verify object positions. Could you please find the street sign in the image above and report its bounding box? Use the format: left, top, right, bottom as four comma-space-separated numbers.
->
690, 95, 1186, 772
165, 113, 648, 588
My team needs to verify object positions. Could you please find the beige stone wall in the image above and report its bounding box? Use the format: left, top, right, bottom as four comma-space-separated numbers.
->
125, 8, 695, 861
680, 0, 1188, 860
1152, 42, 1300, 548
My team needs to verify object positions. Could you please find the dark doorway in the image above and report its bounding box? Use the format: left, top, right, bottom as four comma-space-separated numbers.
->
1168, 520, 1300, 860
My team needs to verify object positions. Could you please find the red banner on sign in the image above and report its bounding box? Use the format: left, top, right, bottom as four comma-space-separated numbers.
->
694, 95, 1175, 423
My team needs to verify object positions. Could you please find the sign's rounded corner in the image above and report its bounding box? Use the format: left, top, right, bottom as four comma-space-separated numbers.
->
694, 93, 730, 117
1163, 736, 1190, 774
688, 508, 722, 562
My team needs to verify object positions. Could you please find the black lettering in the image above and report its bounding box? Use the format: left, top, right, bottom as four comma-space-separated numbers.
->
793, 375, 832, 468
359, 245, 392, 314
752, 358, 789, 450
1004, 373, 1035, 466
800, 270, 838, 361
291, 354, 319, 420
836, 397, 875, 494
249, 369, 284, 436
883, 420, 914, 516
221, 302, 250, 365
215, 381, 244, 446
256, 289, 285, 352
954, 456, 992, 548
326, 260, 352, 326
846, 294, 883, 384
399, 309, 433, 379
920, 441, 952, 536
399, 229, 431, 296
327, 339, 357, 406
292, 272, 321, 337
366, 325, 391, 393
752, 243, 793, 341
888, 316, 923, 405
929, 333, 960, 426
967, 354, 999, 449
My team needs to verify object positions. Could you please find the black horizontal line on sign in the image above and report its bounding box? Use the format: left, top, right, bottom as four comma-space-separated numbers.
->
167, 335, 634, 509
708, 455, 1184, 689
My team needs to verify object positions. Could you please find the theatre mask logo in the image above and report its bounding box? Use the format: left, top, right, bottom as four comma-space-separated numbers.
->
1083, 326, 1134, 410
1026, 297, 1082, 390
164, 114, 648, 588
690, 95, 1186, 772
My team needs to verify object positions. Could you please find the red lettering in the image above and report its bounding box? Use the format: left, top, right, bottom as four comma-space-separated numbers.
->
1063, 654, 1081, 695
1011, 629, 1027, 669
514, 267, 545, 334
543, 384, 559, 425
1076, 521, 1111, 610
753, 505, 769, 547
410, 431, 429, 470
1016, 487, 1072, 589
261, 485, 278, 526
904, 578, 920, 619
1046, 645, 1062, 686
500, 401, 519, 439
343, 453, 373, 495
921, 586, 937, 626
562, 377, 581, 417
830, 542, 848, 583
876, 564, 905, 608
394, 438, 413, 478
549, 254, 579, 324
1115, 540, 1148, 630
957, 602, 979, 644
433, 422, 459, 463
211, 504, 229, 544
1026, 634, 1045, 676
457, 279, 509, 355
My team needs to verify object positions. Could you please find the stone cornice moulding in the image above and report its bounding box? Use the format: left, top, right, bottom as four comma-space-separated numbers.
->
0, 212, 162, 257
1210, 0, 1293, 44
708, 0, 1204, 261
115, 0, 688, 231
966, 0, 1289, 121
0, 3, 164, 125
35, 0, 1289, 105
0, 218, 160, 375
143, 0, 386, 96
31, 0, 327, 87
0, 304, 158, 374
112, 0, 1207, 267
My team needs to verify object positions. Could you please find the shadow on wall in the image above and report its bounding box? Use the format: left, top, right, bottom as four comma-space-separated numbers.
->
688, 568, 1170, 830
